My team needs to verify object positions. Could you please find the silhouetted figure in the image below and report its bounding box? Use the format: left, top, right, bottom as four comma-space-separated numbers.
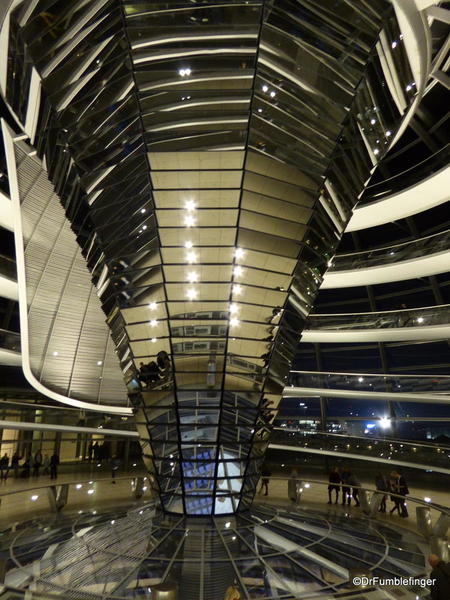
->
33, 450, 43, 477
0, 453, 9, 480
341, 468, 351, 505
395, 471, 409, 517
111, 456, 120, 483
21, 456, 31, 478
428, 554, 450, 600
375, 472, 388, 512
50, 453, 59, 479
288, 468, 300, 503
11, 452, 21, 478
389, 472, 401, 515
328, 467, 341, 504
347, 471, 360, 506
157, 351, 171, 376
259, 464, 271, 496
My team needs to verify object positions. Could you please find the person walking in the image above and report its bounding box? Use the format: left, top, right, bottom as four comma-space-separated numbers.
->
50, 453, 59, 479
259, 464, 271, 496
11, 452, 21, 479
42, 454, 50, 476
375, 472, 388, 513
395, 471, 409, 517
347, 471, 361, 507
389, 471, 401, 515
110, 455, 120, 484
341, 468, 351, 506
288, 468, 300, 503
33, 449, 43, 477
0, 453, 9, 481
327, 467, 341, 504
428, 554, 450, 600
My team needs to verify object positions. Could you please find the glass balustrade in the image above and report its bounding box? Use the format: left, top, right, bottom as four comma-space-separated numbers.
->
306, 304, 450, 330
359, 143, 450, 203
271, 428, 450, 471
0, 254, 16, 280
0, 328, 20, 352
288, 370, 450, 394
329, 228, 450, 271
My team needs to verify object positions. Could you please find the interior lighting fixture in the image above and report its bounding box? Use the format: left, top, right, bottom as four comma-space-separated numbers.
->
373, 148, 380, 155
149, 320, 157, 327
148, 302, 157, 310
151, 338, 157, 343
184, 215, 195, 227
379, 417, 391, 429
370, 118, 376, 124
225, 521, 231, 528
424, 497, 431, 503
140, 208, 146, 214
304, 483, 311, 488
76, 484, 82, 489
257, 108, 262, 113
386, 130, 392, 136
358, 377, 364, 382
31, 495, 39, 501
178, 67, 192, 76
97, 360, 103, 366
184, 240, 193, 249
185, 200, 196, 211
229, 303, 239, 314
53, 351, 59, 356
229, 318, 240, 327
391, 41, 397, 48
111, 520, 115, 524
233, 284, 242, 295
142, 225, 147, 230
87, 489, 95, 495
417, 317, 424, 323
186, 288, 198, 300
233, 266, 243, 277
406, 84, 412, 91
262, 84, 268, 92
235, 247, 245, 259
270, 90, 276, 97
187, 271, 198, 283
186, 251, 197, 263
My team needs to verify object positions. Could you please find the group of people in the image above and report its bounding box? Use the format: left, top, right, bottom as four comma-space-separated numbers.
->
328, 467, 409, 517
0, 451, 60, 480
138, 351, 171, 387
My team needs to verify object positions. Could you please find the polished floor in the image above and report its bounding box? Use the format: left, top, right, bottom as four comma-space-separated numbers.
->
0, 470, 442, 599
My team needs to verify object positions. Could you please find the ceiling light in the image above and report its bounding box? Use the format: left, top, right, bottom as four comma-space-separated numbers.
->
225, 521, 231, 528
87, 489, 95, 495
97, 361, 103, 366
31, 495, 39, 501
424, 497, 431, 503
53, 351, 59, 356
76, 484, 82, 489
186, 288, 198, 300
229, 318, 240, 327
184, 215, 195, 227
187, 271, 198, 283
235, 247, 245, 259
229, 303, 239, 314
184, 240, 193, 249
386, 130, 392, 136
142, 224, 147, 230
185, 200, 196, 211
270, 90, 276, 97
257, 108, 262, 113
370, 118, 376, 125
149, 319, 157, 327
140, 208, 146, 214
391, 41, 397, 48
379, 417, 391, 429
233, 284, 242, 295
373, 148, 380, 155
417, 317, 424, 323
148, 302, 157, 310
233, 266, 243, 277
151, 337, 157, 343
262, 84, 268, 92
186, 251, 197, 263
358, 377, 364, 382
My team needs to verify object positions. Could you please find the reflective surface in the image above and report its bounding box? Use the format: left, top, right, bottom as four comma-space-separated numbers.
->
2, 0, 416, 514
0, 479, 431, 600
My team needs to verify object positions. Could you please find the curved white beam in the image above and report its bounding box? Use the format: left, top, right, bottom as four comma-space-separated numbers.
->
0, 190, 13, 231
0, 419, 139, 437
346, 163, 450, 232
2, 119, 132, 416
0, 347, 21, 366
322, 249, 450, 288
0, 273, 18, 300
301, 324, 450, 343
